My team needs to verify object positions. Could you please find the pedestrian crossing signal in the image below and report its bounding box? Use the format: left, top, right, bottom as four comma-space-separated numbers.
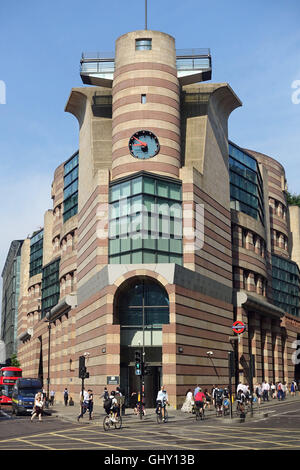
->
135, 350, 142, 376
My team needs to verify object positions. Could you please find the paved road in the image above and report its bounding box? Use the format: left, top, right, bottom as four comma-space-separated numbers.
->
1, 399, 300, 452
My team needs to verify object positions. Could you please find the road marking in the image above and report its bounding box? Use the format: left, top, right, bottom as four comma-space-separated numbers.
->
50, 432, 128, 450
15, 438, 55, 450
88, 425, 255, 450
202, 425, 300, 447
87, 427, 199, 450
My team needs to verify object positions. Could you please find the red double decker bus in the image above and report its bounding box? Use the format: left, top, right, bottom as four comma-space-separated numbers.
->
0, 366, 22, 405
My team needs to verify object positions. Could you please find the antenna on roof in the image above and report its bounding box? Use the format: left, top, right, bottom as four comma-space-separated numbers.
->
145, 0, 148, 30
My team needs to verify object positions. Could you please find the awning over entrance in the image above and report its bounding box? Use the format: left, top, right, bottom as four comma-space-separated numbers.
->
234, 291, 285, 319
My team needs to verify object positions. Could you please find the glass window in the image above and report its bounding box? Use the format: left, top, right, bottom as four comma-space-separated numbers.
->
117, 280, 169, 326
144, 177, 156, 195
272, 254, 300, 317
63, 152, 79, 223
29, 229, 44, 277
41, 258, 60, 319
132, 251, 143, 263
136, 39, 152, 50
229, 143, 264, 224
132, 177, 142, 195
157, 180, 169, 198
109, 173, 183, 265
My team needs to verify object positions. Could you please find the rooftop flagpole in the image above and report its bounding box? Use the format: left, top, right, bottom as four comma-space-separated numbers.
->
145, 0, 148, 30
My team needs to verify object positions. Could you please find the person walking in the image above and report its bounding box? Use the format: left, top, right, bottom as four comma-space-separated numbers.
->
204, 389, 212, 410
282, 382, 287, 400
88, 389, 94, 420
64, 388, 69, 406
31, 393, 44, 422
181, 389, 194, 413
271, 382, 276, 399
291, 380, 296, 397
156, 386, 169, 422
277, 381, 283, 400
262, 381, 270, 401
50, 390, 55, 406
77, 388, 90, 421
255, 383, 262, 405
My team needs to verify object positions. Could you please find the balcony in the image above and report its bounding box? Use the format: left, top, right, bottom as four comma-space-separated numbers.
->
80, 48, 211, 87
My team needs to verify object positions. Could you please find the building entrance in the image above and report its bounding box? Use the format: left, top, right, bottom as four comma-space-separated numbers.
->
115, 277, 170, 408
120, 346, 162, 408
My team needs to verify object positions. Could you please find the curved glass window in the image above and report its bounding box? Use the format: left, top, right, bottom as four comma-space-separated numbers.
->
116, 280, 169, 326
109, 173, 183, 265
63, 151, 79, 223
229, 142, 264, 224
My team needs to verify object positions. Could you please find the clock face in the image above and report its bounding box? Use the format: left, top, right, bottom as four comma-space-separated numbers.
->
128, 130, 160, 159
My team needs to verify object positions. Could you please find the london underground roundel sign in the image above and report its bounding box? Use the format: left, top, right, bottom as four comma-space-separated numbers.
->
232, 320, 246, 334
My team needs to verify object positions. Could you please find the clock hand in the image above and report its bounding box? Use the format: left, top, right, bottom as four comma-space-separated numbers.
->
133, 143, 148, 146
133, 136, 147, 146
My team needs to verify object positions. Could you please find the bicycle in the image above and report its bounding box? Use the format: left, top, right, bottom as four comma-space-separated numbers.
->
194, 401, 205, 421
235, 399, 248, 417
136, 401, 145, 417
156, 400, 168, 424
103, 410, 122, 431
215, 400, 223, 417
222, 397, 231, 416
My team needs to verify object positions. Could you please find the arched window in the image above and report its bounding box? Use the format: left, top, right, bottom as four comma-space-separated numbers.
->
115, 279, 169, 327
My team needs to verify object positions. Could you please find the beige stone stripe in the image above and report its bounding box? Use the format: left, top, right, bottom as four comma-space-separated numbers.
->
113, 69, 179, 88
113, 77, 179, 96
113, 102, 180, 120
111, 153, 179, 169
112, 161, 179, 179
113, 86, 179, 105
112, 110, 180, 129
113, 93, 179, 113
114, 61, 177, 79
112, 119, 179, 136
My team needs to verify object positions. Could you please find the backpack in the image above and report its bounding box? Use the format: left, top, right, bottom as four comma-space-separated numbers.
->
103, 398, 112, 409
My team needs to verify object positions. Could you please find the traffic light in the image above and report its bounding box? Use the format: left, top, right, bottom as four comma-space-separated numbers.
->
135, 350, 142, 376
79, 355, 89, 379
228, 351, 235, 377
143, 363, 152, 376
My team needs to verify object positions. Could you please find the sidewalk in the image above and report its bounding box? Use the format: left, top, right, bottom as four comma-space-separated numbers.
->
46, 394, 300, 424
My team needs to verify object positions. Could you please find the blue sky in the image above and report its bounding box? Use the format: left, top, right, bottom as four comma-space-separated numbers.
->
0, 0, 300, 278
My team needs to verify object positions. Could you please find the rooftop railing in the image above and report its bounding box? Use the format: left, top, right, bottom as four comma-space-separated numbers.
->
80, 48, 211, 75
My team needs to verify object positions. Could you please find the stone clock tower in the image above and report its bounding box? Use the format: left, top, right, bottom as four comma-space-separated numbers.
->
111, 30, 181, 180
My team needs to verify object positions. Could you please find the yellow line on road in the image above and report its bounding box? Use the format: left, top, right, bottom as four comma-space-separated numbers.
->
200, 426, 297, 448
15, 438, 55, 450
87, 426, 252, 450
87, 427, 198, 450
50, 432, 128, 450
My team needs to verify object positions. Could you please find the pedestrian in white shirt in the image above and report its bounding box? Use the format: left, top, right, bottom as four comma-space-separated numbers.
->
77, 388, 90, 421
31, 393, 43, 422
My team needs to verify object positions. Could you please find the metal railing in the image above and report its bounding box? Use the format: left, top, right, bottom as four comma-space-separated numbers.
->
80, 48, 211, 75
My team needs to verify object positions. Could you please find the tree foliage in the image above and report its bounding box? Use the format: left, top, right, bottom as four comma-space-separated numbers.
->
286, 191, 300, 207
10, 354, 21, 368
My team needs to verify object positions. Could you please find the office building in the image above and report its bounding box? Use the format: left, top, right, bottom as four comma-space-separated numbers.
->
13, 29, 300, 406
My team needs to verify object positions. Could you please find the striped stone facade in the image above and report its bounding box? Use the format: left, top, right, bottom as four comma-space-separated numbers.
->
15, 29, 300, 408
